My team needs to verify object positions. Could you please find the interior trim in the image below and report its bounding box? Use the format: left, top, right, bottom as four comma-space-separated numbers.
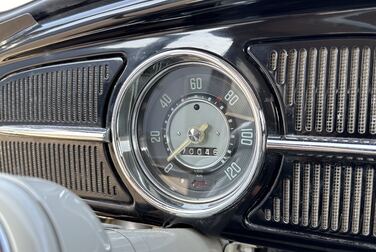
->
267, 135, 376, 157
0, 224, 11, 252
0, 125, 109, 142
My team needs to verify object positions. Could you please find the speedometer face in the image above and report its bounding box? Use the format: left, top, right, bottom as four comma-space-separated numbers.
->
134, 63, 259, 202
112, 50, 264, 216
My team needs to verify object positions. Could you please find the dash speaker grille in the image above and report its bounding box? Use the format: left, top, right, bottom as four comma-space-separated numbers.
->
0, 135, 131, 203
260, 159, 376, 237
0, 58, 123, 126
248, 38, 376, 245
249, 40, 376, 137
0, 58, 130, 204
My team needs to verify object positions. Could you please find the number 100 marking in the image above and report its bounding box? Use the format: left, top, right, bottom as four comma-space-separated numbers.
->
240, 128, 253, 146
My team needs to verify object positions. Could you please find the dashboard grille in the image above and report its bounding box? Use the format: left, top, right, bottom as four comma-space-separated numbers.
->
262, 160, 376, 236
0, 58, 130, 204
0, 58, 123, 126
0, 135, 130, 202
248, 38, 376, 246
250, 40, 376, 137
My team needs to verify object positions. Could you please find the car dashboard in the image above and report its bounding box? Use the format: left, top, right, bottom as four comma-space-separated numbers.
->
1, 1, 376, 251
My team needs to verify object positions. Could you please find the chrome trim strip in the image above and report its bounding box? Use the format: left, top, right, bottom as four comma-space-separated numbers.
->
0, 125, 109, 142
267, 136, 376, 156
0, 224, 11, 252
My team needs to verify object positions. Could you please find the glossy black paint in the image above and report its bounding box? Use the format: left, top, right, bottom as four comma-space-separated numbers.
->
2, 0, 376, 251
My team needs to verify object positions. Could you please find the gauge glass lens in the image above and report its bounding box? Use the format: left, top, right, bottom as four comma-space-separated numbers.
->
134, 63, 258, 202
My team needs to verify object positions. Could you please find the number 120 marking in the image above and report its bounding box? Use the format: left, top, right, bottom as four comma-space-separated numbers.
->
224, 162, 242, 181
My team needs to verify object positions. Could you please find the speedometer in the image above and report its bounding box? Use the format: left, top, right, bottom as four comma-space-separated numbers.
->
112, 50, 265, 217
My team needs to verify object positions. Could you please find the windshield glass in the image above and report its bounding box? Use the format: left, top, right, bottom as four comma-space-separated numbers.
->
0, 0, 33, 13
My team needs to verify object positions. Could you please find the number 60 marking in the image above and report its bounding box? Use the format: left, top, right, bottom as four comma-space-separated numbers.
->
189, 77, 202, 90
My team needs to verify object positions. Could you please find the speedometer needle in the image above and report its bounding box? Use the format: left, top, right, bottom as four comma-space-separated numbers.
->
225, 112, 254, 121
166, 123, 209, 162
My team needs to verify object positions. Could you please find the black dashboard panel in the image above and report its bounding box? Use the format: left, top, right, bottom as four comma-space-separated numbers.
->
2, 0, 376, 251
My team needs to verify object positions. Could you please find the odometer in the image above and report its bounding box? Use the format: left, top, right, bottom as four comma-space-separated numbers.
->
112, 50, 264, 217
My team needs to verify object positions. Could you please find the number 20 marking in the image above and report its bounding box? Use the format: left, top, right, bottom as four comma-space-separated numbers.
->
150, 131, 160, 143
